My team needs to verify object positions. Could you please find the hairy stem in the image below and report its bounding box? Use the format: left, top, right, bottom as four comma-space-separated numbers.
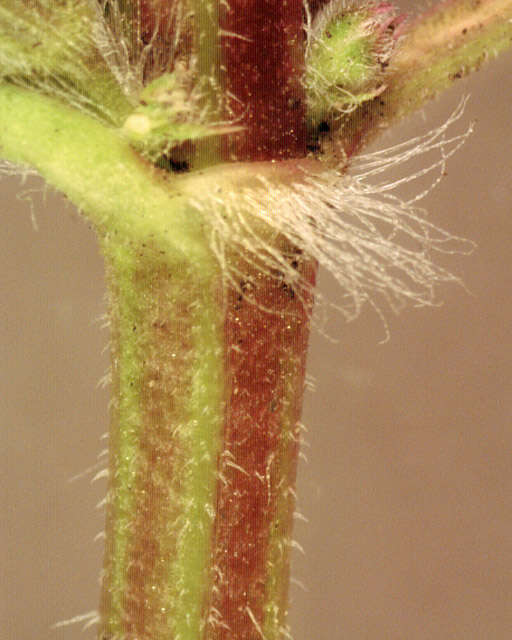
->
342, 0, 512, 156
97, 213, 316, 640
98, 240, 225, 640
0, 82, 318, 640
2, 2, 512, 639
0, 0, 131, 124
219, 0, 307, 161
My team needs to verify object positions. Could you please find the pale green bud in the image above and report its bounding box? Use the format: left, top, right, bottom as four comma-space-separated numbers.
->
305, 2, 403, 130
122, 71, 242, 163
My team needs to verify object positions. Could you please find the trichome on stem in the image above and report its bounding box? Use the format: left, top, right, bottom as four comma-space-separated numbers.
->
1, 1, 511, 639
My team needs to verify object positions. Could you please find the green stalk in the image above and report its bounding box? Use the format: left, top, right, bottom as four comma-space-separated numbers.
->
0, 0, 132, 124
388, 0, 512, 121
0, 83, 316, 640
0, 84, 212, 265
341, 0, 512, 156
98, 240, 225, 640
97, 239, 315, 640
2, 2, 512, 639
190, 0, 223, 168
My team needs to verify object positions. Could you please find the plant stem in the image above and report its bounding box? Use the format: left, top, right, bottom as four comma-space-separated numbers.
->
218, 0, 307, 161
2, 2, 512, 639
98, 240, 225, 640
389, 0, 512, 115
341, 0, 512, 156
97, 231, 315, 640
211, 256, 316, 640
0, 82, 318, 640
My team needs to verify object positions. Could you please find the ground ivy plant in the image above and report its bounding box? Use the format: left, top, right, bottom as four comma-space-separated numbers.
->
1, 1, 511, 639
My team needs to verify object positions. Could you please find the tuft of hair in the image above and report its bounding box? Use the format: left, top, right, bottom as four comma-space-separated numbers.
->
194, 100, 474, 328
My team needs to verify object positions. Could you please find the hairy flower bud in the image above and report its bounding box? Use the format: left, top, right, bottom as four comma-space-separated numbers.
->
122, 67, 242, 164
305, 1, 405, 131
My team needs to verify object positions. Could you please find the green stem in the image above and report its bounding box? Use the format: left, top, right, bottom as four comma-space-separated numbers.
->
3, 3, 512, 639
342, 0, 512, 156
0, 84, 216, 265
193, 0, 221, 98
389, 0, 512, 118
0, 83, 317, 640
99, 240, 225, 640
97, 238, 315, 640
190, 0, 223, 168
0, 0, 131, 124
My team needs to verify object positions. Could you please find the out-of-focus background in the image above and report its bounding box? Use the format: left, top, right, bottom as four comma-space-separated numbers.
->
2, 9, 512, 640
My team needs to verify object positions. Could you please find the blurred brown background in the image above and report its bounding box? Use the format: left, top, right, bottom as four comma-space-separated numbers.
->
2, 13, 512, 640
